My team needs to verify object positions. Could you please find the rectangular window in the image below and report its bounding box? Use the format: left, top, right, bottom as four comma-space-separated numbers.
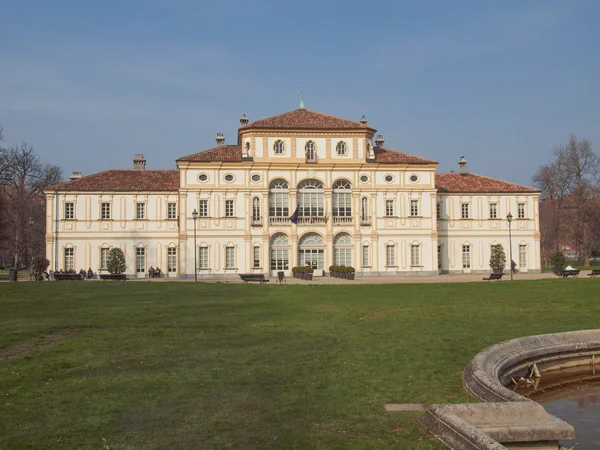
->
136, 247, 145, 273
410, 200, 419, 217
386, 244, 395, 266
333, 192, 352, 217
225, 200, 234, 217
270, 248, 289, 271
168, 203, 177, 219
461, 203, 469, 219
136, 203, 145, 220
462, 245, 471, 269
518, 203, 526, 219
438, 244, 442, 269
269, 192, 289, 217
199, 247, 208, 269
101, 203, 111, 220
489, 203, 497, 219
199, 200, 208, 217
519, 244, 527, 269
334, 248, 352, 267
168, 247, 177, 273
362, 245, 369, 267
253, 246, 260, 268
386, 200, 394, 217
64, 248, 74, 271
225, 246, 235, 269
65, 202, 74, 220
100, 248, 109, 271
436, 202, 441, 220
411, 245, 420, 266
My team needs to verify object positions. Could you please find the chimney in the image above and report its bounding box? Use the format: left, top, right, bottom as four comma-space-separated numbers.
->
69, 172, 83, 180
240, 114, 249, 126
458, 155, 468, 175
360, 115, 368, 125
133, 154, 146, 170
216, 132, 225, 146
375, 135, 385, 148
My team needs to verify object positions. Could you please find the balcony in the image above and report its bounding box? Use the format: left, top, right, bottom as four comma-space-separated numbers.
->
360, 219, 371, 227
332, 216, 353, 226
251, 218, 263, 227
269, 217, 289, 226
297, 217, 326, 225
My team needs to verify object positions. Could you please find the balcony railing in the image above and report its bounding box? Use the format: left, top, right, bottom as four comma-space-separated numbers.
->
360, 219, 371, 227
332, 216, 353, 226
297, 217, 326, 225
251, 218, 262, 226
269, 217, 289, 226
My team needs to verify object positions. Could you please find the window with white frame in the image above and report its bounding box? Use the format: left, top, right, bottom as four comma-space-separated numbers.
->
199, 247, 209, 269
436, 202, 441, 220
333, 180, 352, 217
199, 200, 208, 217
100, 247, 109, 271
298, 179, 324, 217
274, 140, 284, 154
65, 203, 74, 220
253, 246, 260, 268
361, 197, 369, 223
64, 248, 74, 271
438, 244, 442, 269
168, 203, 177, 219
269, 179, 289, 217
136, 203, 145, 220
410, 200, 419, 217
225, 246, 235, 269
386, 244, 395, 266
411, 244, 420, 266
270, 234, 289, 271
136, 247, 145, 273
462, 245, 471, 268
252, 197, 261, 223
333, 233, 352, 266
336, 141, 347, 155
518, 203, 526, 219
101, 203, 111, 220
362, 245, 369, 267
461, 203, 469, 219
386, 200, 394, 217
168, 247, 177, 273
225, 200, 234, 217
489, 203, 497, 219
305, 141, 316, 161
519, 244, 527, 269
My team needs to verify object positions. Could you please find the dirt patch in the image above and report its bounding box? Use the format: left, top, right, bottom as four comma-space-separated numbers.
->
0, 330, 72, 363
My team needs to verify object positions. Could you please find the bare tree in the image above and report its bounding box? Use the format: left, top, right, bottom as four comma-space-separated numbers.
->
0, 140, 62, 268
534, 135, 600, 265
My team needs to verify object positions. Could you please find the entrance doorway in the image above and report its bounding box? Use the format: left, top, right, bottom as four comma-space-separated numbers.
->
298, 233, 325, 275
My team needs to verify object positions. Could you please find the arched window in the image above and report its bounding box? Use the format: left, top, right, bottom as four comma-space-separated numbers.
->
336, 141, 347, 155
298, 179, 324, 218
245, 142, 250, 156
168, 244, 177, 273
270, 233, 289, 271
269, 179, 289, 218
361, 197, 369, 223
333, 180, 352, 217
334, 233, 352, 267
305, 141, 316, 161
252, 197, 261, 224
298, 233, 324, 270
274, 140, 284, 154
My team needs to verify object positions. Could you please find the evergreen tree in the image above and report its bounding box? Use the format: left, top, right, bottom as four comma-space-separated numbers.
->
107, 248, 126, 274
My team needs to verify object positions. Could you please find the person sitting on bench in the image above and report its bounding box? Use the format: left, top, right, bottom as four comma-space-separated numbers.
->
87, 268, 93, 279
148, 266, 155, 278
155, 267, 161, 278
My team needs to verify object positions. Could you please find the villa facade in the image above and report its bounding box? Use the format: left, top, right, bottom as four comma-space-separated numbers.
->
45, 107, 541, 278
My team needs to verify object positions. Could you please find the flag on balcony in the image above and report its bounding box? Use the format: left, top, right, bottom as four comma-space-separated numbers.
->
289, 205, 299, 224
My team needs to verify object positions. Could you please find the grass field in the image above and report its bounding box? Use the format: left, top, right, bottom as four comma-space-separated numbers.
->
1, 280, 599, 449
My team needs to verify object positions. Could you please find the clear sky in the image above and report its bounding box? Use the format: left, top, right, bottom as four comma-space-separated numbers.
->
1, 0, 599, 186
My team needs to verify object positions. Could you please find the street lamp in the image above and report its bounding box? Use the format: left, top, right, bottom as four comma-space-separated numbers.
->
192, 209, 198, 282
507, 212, 513, 281
28, 217, 34, 279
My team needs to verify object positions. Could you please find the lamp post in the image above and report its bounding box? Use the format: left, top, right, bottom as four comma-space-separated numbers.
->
507, 212, 513, 281
28, 217, 34, 279
192, 209, 198, 282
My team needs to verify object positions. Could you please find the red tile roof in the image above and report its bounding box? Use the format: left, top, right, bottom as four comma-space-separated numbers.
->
436, 172, 539, 193
373, 146, 437, 164
177, 145, 242, 162
243, 109, 376, 131
46, 170, 179, 192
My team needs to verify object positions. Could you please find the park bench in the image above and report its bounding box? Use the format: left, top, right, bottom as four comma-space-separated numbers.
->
99, 274, 128, 281
482, 273, 503, 281
559, 269, 580, 278
239, 274, 269, 284
588, 269, 600, 278
54, 273, 84, 281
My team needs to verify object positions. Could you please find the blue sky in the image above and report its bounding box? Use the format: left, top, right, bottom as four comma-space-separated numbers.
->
1, 0, 599, 186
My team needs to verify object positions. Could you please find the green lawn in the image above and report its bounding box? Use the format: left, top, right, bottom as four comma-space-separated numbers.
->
1, 281, 599, 449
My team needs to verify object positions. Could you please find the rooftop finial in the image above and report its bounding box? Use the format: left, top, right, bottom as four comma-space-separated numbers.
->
299, 85, 305, 110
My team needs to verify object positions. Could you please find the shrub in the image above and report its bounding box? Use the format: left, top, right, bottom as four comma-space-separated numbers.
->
550, 252, 567, 269
347, 266, 355, 273
489, 244, 506, 272
107, 248, 126, 274
32, 257, 50, 273
329, 265, 335, 272
304, 266, 314, 274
